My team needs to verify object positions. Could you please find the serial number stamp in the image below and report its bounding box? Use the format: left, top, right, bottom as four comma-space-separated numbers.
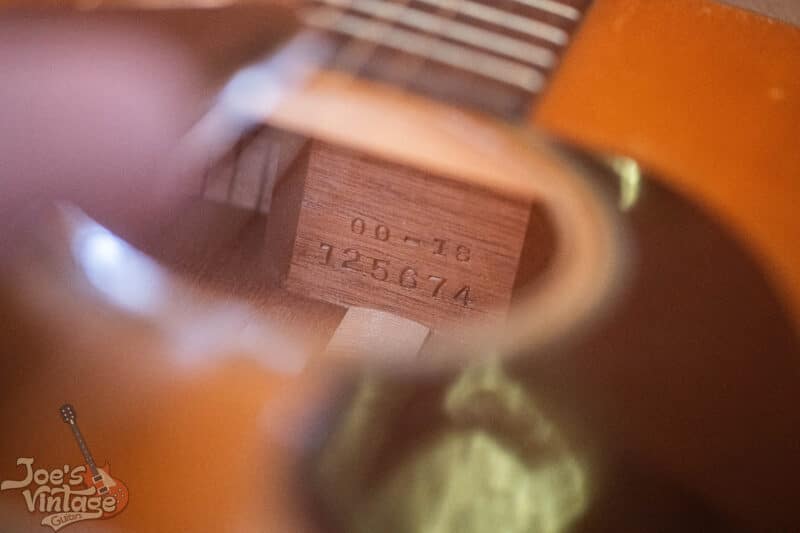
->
318, 226, 473, 311
283, 142, 530, 330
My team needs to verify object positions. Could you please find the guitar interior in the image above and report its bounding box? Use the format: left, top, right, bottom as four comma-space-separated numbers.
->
128, 125, 560, 357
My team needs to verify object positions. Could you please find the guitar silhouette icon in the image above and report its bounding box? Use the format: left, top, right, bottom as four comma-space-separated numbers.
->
59, 404, 129, 517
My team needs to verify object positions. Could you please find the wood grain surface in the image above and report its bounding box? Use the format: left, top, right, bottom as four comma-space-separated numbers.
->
284, 141, 534, 331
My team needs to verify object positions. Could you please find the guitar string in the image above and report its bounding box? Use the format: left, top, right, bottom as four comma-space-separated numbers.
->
408, 0, 568, 44
318, 0, 469, 91
248, 0, 548, 201
223, 0, 585, 205
507, 0, 580, 20
316, 0, 555, 68
327, 0, 416, 77
304, 9, 544, 91
302, 0, 577, 92
387, 0, 467, 91
320, 0, 575, 96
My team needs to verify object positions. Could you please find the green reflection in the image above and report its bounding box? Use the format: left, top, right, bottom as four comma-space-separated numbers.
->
608, 156, 642, 211
315, 361, 588, 533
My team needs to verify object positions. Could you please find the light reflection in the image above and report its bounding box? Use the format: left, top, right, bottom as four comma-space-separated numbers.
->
65, 207, 307, 373
363, 430, 586, 533
609, 156, 642, 211
167, 33, 333, 192
71, 222, 167, 315
316, 360, 588, 533
166, 305, 307, 375
219, 33, 332, 121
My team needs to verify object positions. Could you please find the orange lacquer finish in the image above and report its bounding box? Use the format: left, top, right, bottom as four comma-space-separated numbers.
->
535, 0, 800, 326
